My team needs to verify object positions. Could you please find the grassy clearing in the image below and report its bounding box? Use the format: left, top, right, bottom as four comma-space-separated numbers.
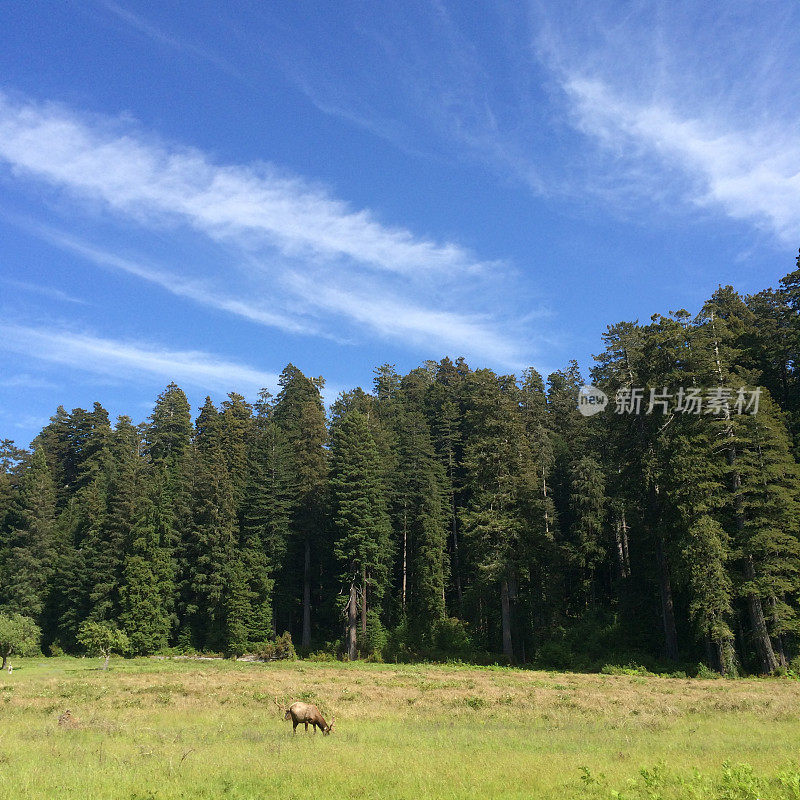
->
1, 657, 800, 799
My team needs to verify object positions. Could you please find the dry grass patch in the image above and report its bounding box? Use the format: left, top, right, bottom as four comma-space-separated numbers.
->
2, 657, 800, 799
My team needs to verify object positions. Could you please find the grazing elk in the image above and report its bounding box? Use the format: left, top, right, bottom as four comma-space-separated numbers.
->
276, 697, 335, 734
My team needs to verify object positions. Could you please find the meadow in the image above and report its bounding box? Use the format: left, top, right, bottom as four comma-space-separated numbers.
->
2, 657, 800, 799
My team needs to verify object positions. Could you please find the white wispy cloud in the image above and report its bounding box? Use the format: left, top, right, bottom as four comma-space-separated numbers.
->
0, 92, 486, 278
274, 1, 800, 243
534, 0, 800, 242
0, 373, 58, 390
0, 90, 530, 365
562, 78, 800, 243
276, 2, 547, 192
286, 272, 526, 366
2, 278, 89, 305
24, 223, 319, 336
98, 1, 239, 77
0, 324, 278, 394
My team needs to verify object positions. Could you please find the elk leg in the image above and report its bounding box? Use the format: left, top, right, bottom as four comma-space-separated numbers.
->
304, 722, 308, 732
293, 722, 298, 734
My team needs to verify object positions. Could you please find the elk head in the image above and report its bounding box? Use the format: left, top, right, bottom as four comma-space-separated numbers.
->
324, 717, 335, 735
274, 695, 289, 720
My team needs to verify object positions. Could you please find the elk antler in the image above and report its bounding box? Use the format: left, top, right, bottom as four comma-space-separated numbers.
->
273, 695, 284, 712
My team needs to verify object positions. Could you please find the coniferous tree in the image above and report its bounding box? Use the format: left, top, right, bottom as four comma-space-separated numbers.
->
566, 456, 606, 611
428, 359, 467, 617
0, 447, 57, 619
272, 365, 327, 648
733, 392, 800, 669
176, 398, 238, 650
395, 395, 448, 645
145, 383, 192, 470
117, 461, 174, 655
460, 370, 545, 661
330, 410, 391, 660
240, 390, 291, 638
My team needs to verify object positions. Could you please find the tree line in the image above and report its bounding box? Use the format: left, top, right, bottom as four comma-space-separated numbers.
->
1, 254, 799, 674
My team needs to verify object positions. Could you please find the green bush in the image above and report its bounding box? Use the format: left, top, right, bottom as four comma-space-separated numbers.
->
253, 632, 296, 661
536, 641, 574, 669
434, 618, 472, 655
696, 662, 721, 679
306, 649, 339, 662
359, 610, 386, 660
274, 632, 297, 660
0, 613, 41, 668
601, 663, 653, 676
383, 618, 415, 662
77, 621, 129, 670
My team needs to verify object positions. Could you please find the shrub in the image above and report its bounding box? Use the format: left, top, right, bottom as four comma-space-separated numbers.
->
600, 663, 654, 677
359, 611, 386, 660
536, 641, 575, 669
383, 618, 415, 663
77, 621, 129, 670
274, 632, 296, 660
696, 662, 721, 679
307, 649, 339, 662
254, 632, 296, 661
434, 618, 472, 655
0, 613, 41, 668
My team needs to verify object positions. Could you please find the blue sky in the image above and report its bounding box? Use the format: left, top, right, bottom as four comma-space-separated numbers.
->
1, 0, 798, 446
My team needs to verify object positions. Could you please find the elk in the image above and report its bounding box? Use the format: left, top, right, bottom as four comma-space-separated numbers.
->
275, 696, 335, 735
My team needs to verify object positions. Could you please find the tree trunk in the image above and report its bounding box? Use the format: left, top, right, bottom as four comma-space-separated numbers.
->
361, 567, 367, 635
302, 536, 311, 649
500, 578, 513, 662
744, 556, 779, 674
509, 576, 525, 664
402, 508, 408, 613
621, 509, 631, 576
1, 653, 7, 670
704, 636, 716, 670
613, 511, 630, 580
347, 581, 358, 661
613, 518, 626, 580
451, 495, 463, 616
103, 653, 110, 671
541, 469, 551, 539
656, 536, 679, 661
772, 597, 788, 668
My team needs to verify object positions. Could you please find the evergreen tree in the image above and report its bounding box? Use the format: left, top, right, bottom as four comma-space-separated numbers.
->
566, 455, 606, 611
145, 383, 192, 470
119, 469, 174, 654
272, 365, 327, 648
330, 410, 391, 660
395, 394, 448, 645
460, 370, 547, 661
0, 447, 57, 619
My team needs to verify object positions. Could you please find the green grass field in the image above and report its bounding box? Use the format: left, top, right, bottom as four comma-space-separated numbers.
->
2, 657, 800, 799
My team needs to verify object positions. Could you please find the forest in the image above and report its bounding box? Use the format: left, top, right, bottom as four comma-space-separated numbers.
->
1, 253, 798, 676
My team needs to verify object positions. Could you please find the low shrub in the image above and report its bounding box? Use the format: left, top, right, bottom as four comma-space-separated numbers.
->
434, 618, 472, 656
601, 663, 654, 677
695, 662, 722, 679
253, 632, 296, 661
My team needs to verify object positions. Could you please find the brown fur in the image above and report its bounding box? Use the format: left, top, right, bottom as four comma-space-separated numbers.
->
282, 701, 334, 734
58, 709, 77, 728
